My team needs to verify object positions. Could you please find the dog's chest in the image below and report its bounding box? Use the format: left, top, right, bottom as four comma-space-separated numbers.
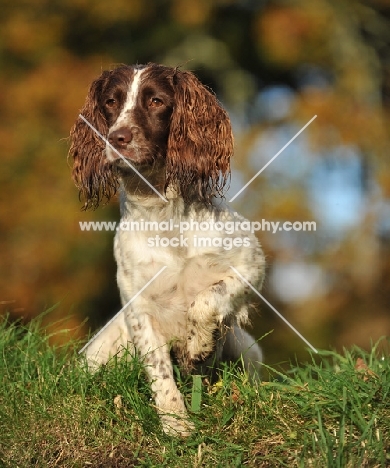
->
115, 225, 230, 304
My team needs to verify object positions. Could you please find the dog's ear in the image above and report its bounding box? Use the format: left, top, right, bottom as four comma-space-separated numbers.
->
165, 69, 233, 202
69, 71, 118, 210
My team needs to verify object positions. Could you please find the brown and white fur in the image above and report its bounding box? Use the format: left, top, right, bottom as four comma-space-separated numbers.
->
70, 63, 265, 436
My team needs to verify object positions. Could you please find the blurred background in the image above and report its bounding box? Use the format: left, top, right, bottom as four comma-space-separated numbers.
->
1, 0, 390, 365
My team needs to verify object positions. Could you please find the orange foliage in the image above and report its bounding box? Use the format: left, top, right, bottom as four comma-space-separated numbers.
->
171, 0, 212, 26
254, 3, 333, 67
0, 0, 389, 363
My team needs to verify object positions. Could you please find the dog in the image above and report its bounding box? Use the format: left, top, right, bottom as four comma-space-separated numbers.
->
70, 63, 265, 436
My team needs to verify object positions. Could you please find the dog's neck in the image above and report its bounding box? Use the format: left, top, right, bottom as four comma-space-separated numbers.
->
118, 163, 184, 220
118, 163, 226, 220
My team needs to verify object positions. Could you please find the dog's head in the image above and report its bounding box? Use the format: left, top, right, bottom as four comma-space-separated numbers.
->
69, 63, 233, 209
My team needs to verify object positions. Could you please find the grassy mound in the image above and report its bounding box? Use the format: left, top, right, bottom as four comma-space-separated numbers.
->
0, 315, 389, 467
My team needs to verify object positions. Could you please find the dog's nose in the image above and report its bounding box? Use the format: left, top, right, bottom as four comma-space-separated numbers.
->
108, 127, 133, 149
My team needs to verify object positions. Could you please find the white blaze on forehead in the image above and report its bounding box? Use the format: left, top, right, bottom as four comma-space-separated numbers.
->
113, 68, 144, 129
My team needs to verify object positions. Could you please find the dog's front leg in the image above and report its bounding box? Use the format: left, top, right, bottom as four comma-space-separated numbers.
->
185, 267, 261, 370
128, 301, 194, 436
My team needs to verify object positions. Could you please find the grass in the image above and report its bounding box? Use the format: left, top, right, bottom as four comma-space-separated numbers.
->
0, 315, 389, 467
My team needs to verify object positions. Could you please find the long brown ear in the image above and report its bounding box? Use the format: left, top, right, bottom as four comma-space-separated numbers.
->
166, 69, 233, 202
69, 71, 118, 210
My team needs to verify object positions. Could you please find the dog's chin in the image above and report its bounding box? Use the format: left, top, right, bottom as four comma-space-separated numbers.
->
111, 154, 155, 172
110, 156, 168, 186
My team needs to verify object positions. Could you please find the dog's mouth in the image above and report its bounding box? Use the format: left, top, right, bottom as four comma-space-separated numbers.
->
108, 153, 165, 179
107, 147, 155, 167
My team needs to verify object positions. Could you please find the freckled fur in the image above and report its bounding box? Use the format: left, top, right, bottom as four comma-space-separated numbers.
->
69, 63, 265, 437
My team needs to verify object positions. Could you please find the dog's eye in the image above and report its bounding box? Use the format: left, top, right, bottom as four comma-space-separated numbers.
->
149, 97, 164, 108
105, 98, 117, 108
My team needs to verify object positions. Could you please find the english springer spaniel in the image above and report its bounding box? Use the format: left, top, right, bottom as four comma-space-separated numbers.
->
70, 63, 265, 436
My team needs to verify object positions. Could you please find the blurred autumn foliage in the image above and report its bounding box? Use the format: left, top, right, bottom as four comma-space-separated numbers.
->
1, 0, 389, 363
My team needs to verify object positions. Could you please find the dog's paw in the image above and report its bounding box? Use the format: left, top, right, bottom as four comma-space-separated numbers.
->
160, 413, 195, 437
